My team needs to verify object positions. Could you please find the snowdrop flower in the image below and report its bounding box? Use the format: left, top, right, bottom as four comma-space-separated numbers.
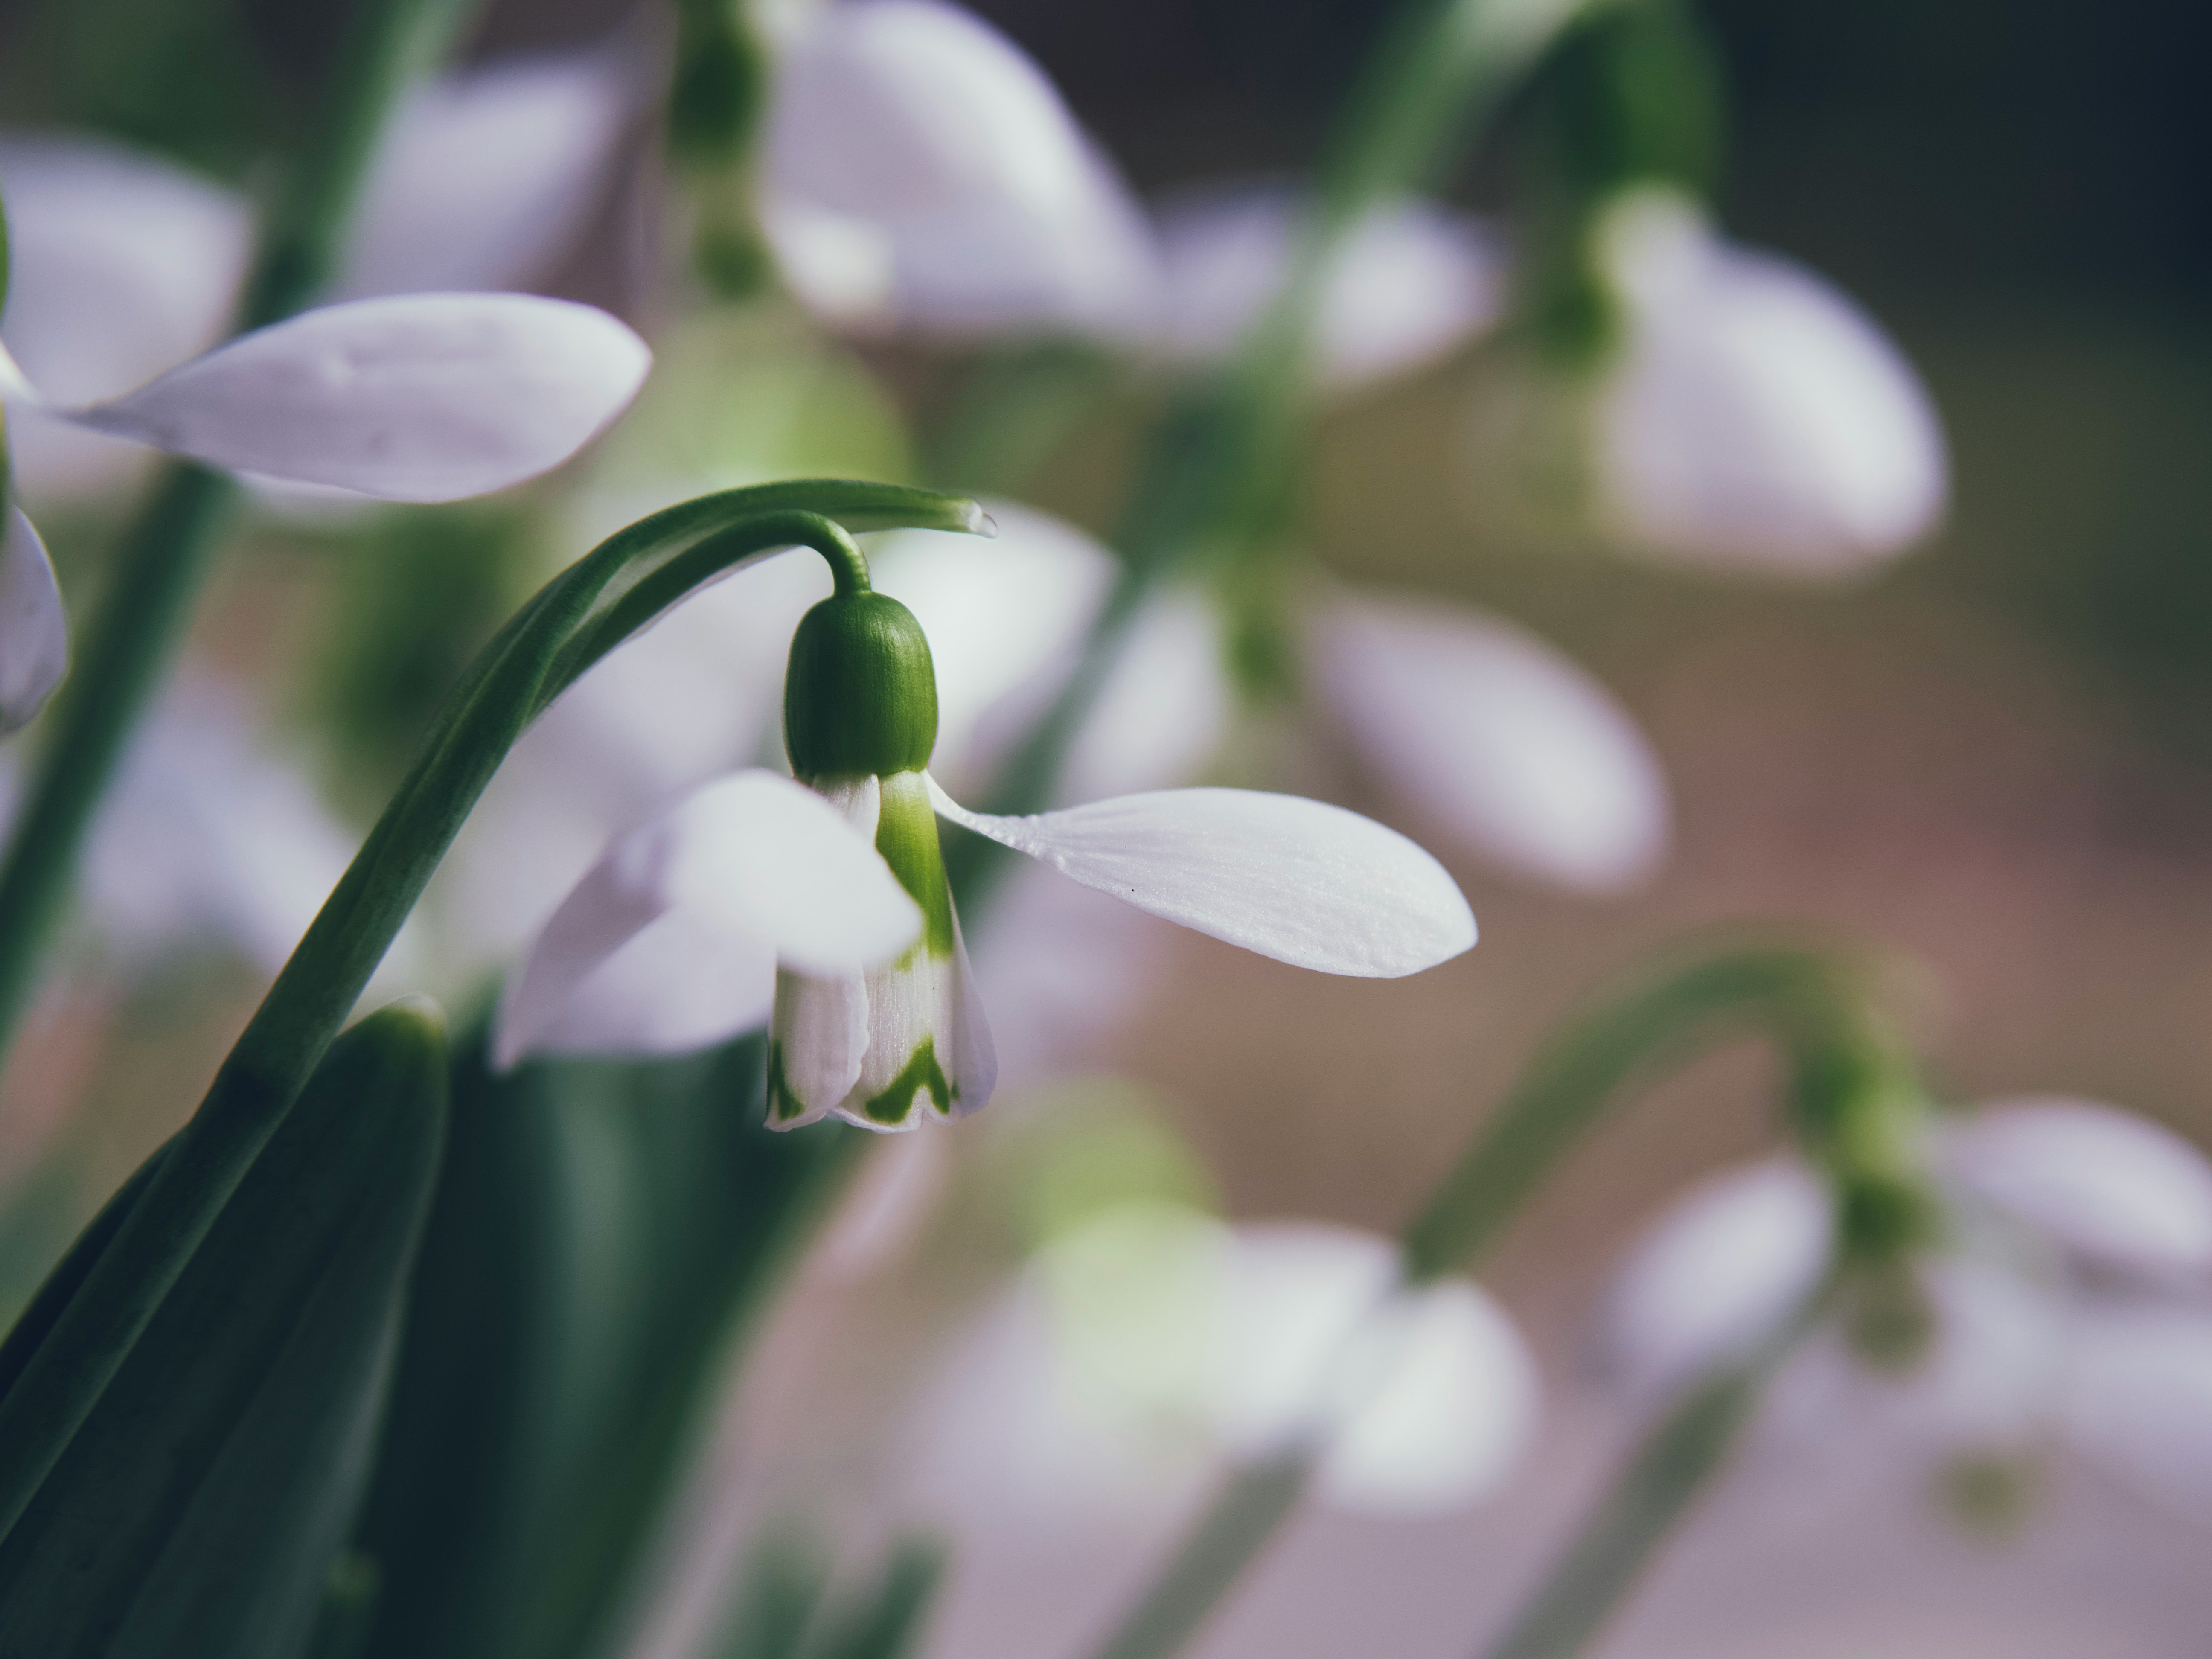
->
1153, 180, 1508, 390
760, 0, 1159, 340
876, 514, 1669, 893
1485, 187, 1947, 577
1603, 1098, 2212, 1528
0, 43, 643, 506
0, 674, 381, 975
498, 558, 1476, 1130
910, 1209, 1539, 1531
0, 292, 649, 731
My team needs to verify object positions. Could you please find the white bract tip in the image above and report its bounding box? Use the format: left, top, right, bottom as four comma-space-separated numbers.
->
497, 770, 922, 1070
0, 508, 69, 735
68, 292, 651, 502
1155, 180, 1506, 389
762, 0, 1160, 339
1308, 589, 1670, 892
1604, 1159, 1831, 1397
1594, 189, 1948, 576
1944, 1097, 2212, 1279
929, 776, 1476, 977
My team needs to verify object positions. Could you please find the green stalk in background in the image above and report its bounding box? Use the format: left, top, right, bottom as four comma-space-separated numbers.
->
0, 0, 483, 1069
0, 482, 986, 1555
1082, 942, 1920, 1659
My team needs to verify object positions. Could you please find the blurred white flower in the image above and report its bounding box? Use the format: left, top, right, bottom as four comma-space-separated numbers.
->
1153, 180, 1508, 390
1602, 1098, 2212, 1527
0, 41, 643, 507
760, 0, 1160, 340
1579, 188, 1948, 576
907, 1208, 1538, 1531
0, 675, 373, 975
0, 293, 649, 731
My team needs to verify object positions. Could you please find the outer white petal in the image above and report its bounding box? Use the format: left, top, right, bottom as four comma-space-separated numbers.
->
929, 777, 1476, 977
1603, 1159, 1831, 1397
67, 293, 650, 501
75, 677, 361, 973
867, 501, 1115, 795
496, 771, 920, 1068
1051, 588, 1233, 804
1307, 589, 1669, 892
0, 134, 250, 501
0, 509, 68, 734
1943, 1097, 2212, 1280
338, 45, 638, 299
1596, 190, 1947, 575
1155, 180, 1506, 388
763, 0, 1160, 339
2062, 1304, 2212, 1523
1213, 1222, 1539, 1514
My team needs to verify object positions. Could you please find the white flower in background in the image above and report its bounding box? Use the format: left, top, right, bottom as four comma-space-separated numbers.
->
0, 292, 648, 732
760, 0, 1160, 340
0, 674, 384, 975
497, 567, 1476, 1131
909, 1208, 1537, 1543
1573, 187, 1947, 577
1153, 180, 1508, 390
1602, 1098, 2212, 1526
0, 42, 641, 507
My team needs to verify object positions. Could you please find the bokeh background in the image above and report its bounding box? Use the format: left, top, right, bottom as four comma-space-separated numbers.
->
3, 0, 2212, 1654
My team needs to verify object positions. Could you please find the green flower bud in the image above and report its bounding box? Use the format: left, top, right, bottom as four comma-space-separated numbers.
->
783, 591, 940, 780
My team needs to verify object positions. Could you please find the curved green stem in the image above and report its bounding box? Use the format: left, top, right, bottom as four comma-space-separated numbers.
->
0, 0, 486, 1072
0, 480, 984, 1550
1477, 1277, 1834, 1659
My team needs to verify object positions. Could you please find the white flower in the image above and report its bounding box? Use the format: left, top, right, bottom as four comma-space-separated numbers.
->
0, 674, 391, 976
1575, 188, 1948, 576
498, 757, 1476, 1132
1153, 179, 1508, 390
905, 1209, 1536, 1594
1602, 1098, 2212, 1526
759, 0, 1160, 340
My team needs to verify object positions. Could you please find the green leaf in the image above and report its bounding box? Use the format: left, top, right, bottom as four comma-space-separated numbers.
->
800, 1537, 947, 1659
353, 1022, 862, 1659
0, 999, 450, 1659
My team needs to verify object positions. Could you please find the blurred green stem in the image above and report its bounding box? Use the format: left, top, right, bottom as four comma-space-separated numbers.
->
0, 486, 981, 1552
0, 0, 484, 1071
1086, 943, 1903, 1659
1478, 1278, 1833, 1659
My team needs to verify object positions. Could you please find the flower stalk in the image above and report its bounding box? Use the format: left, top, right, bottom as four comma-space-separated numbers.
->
0, 481, 987, 1551
0, 0, 487, 1068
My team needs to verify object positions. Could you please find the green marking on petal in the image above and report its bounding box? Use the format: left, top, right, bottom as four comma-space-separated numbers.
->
862, 1037, 952, 1125
767, 1042, 807, 1124
872, 771, 956, 959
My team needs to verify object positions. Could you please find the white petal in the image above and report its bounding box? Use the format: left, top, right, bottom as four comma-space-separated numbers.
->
2063, 1304, 2212, 1523
1307, 589, 1669, 892
1211, 1222, 1539, 1515
1603, 1159, 1831, 1397
338, 44, 639, 299
1943, 1097, 2212, 1280
68, 293, 650, 501
772, 966, 871, 1128
1595, 190, 1947, 575
867, 501, 1116, 796
0, 508, 68, 734
930, 776, 1476, 977
0, 134, 250, 501
943, 904, 998, 1116
76, 676, 361, 972
1154, 180, 1506, 388
1051, 588, 1233, 804
763, 0, 1161, 339
496, 771, 920, 1068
